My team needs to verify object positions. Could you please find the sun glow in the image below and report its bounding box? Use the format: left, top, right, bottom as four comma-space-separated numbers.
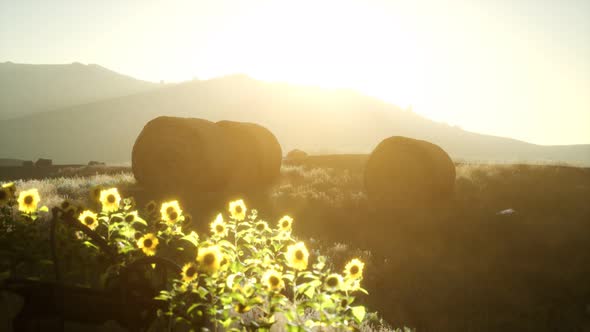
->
182, 0, 424, 109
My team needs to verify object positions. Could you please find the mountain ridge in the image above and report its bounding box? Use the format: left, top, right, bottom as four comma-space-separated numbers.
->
0, 61, 161, 119
1, 64, 588, 165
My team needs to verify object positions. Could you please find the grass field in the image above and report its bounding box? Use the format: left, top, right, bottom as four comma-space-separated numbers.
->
5, 158, 590, 331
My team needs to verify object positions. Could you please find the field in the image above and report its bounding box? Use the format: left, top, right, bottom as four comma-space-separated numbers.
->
4, 157, 590, 331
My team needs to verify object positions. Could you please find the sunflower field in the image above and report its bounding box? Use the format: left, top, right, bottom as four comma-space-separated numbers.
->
0, 181, 375, 331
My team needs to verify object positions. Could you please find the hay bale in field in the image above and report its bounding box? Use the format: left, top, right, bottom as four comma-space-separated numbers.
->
216, 120, 282, 188
285, 149, 308, 161
132, 116, 233, 193
132, 117, 282, 194
35, 158, 52, 167
364, 136, 455, 208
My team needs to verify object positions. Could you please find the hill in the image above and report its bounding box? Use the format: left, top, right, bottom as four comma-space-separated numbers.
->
0, 72, 588, 165
0, 62, 159, 119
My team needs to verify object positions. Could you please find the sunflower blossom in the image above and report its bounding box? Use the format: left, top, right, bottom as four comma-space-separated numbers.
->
211, 213, 228, 237
324, 273, 344, 292
285, 242, 309, 271
344, 258, 365, 280
78, 210, 99, 230
17, 188, 40, 213
262, 269, 284, 291
137, 233, 159, 256
277, 215, 293, 232
181, 262, 199, 283
197, 245, 223, 275
228, 199, 247, 221
99, 188, 121, 213
160, 200, 182, 224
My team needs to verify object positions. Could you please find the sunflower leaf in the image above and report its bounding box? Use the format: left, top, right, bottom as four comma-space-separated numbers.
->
351, 305, 366, 323
132, 219, 147, 226
181, 232, 199, 247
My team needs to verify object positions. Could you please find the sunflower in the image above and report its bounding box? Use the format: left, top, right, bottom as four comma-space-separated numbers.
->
344, 258, 364, 280
0, 187, 9, 206
181, 262, 199, 283
196, 245, 223, 274
262, 269, 284, 292
145, 200, 157, 214
324, 273, 344, 292
277, 215, 293, 232
17, 188, 40, 213
137, 233, 159, 256
285, 242, 309, 271
255, 221, 270, 233
160, 200, 182, 224
60, 199, 78, 214
1, 182, 16, 202
78, 210, 99, 230
184, 213, 193, 225
234, 303, 251, 313
2, 182, 16, 194
90, 185, 104, 203
124, 211, 139, 223
210, 213, 228, 237
228, 199, 247, 221
99, 188, 121, 213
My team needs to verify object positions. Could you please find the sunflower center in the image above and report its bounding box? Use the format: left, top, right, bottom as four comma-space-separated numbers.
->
326, 277, 338, 288
269, 275, 280, 287
107, 194, 116, 203
125, 214, 134, 222
216, 225, 224, 233
282, 221, 289, 228
186, 267, 196, 277
24, 195, 34, 205
295, 250, 304, 260
350, 265, 359, 275
203, 253, 215, 266
166, 206, 174, 214
235, 206, 242, 213
144, 239, 153, 248
84, 216, 94, 225
168, 211, 178, 221
256, 223, 265, 231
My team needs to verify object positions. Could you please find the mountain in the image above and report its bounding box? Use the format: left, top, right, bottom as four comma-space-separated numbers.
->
0, 62, 159, 119
0, 71, 588, 166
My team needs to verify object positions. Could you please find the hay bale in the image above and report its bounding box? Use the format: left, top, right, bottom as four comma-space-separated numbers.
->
132, 116, 233, 193
132, 117, 282, 195
285, 149, 308, 161
216, 120, 282, 188
35, 158, 52, 167
364, 136, 455, 208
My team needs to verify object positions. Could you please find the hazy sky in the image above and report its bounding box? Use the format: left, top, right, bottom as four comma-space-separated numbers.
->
1, 0, 589, 145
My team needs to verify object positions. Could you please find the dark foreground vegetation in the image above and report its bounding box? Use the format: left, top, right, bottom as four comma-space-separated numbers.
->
2, 157, 590, 331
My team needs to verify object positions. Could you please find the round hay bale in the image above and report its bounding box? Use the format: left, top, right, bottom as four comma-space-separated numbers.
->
285, 149, 308, 161
132, 116, 233, 194
216, 120, 282, 188
364, 136, 455, 208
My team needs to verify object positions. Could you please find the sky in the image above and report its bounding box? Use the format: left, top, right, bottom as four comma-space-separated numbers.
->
1, 0, 589, 145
